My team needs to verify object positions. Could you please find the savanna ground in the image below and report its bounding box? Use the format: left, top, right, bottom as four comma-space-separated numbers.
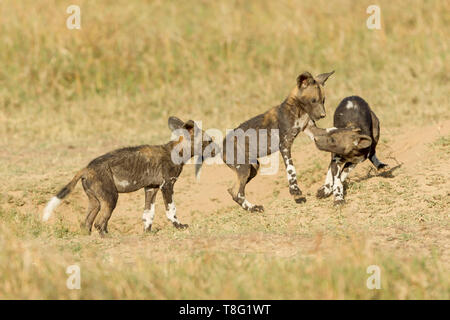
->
0, 0, 449, 299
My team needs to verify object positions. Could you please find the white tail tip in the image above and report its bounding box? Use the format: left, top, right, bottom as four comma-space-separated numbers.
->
42, 196, 61, 221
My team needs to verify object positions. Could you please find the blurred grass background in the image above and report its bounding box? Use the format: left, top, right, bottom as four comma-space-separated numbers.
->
0, 0, 448, 148
0, 0, 449, 299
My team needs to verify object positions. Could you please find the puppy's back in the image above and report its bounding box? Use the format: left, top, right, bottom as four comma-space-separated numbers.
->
333, 96, 372, 136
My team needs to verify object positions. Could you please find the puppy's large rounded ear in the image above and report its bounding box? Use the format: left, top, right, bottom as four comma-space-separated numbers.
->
355, 134, 372, 149
168, 116, 185, 131
297, 72, 314, 89
315, 70, 335, 85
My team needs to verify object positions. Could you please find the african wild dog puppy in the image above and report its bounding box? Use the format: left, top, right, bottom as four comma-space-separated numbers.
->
220, 71, 335, 212
311, 96, 388, 205
42, 117, 216, 236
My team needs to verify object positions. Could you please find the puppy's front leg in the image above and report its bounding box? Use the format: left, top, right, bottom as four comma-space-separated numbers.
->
339, 163, 356, 184
316, 162, 334, 199
280, 142, 306, 203
332, 161, 346, 206
143, 187, 158, 232
333, 163, 356, 205
160, 179, 188, 229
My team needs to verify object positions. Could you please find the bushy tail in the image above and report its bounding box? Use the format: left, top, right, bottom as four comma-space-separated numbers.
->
42, 169, 85, 221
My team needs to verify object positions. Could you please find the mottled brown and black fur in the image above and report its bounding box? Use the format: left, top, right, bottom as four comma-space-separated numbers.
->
312, 96, 388, 204
221, 71, 335, 212
43, 117, 215, 236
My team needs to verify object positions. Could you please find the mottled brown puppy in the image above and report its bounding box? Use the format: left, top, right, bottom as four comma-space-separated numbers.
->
221, 71, 335, 212
43, 117, 215, 236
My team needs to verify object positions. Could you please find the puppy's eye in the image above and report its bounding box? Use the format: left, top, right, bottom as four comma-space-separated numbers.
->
311, 98, 317, 103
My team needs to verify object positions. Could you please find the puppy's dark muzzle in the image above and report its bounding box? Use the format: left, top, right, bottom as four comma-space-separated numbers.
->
318, 105, 326, 119
311, 113, 326, 122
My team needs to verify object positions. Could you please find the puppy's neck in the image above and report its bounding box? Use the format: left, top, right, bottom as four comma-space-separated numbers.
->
166, 136, 191, 165
283, 86, 307, 118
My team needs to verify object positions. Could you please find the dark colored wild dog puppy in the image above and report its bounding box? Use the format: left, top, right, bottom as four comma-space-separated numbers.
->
221, 71, 335, 212
310, 96, 388, 205
42, 117, 216, 236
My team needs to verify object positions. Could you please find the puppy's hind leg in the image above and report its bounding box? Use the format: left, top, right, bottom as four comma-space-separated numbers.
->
94, 187, 118, 237
369, 152, 388, 171
368, 121, 388, 171
280, 143, 305, 204
227, 164, 264, 213
80, 179, 101, 235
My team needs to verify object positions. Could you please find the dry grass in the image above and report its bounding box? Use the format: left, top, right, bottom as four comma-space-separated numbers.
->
0, 0, 449, 299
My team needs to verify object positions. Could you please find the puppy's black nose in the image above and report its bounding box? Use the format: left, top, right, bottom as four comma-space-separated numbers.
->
320, 113, 326, 119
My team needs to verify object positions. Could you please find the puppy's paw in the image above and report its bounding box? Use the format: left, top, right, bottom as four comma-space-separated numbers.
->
173, 222, 189, 230
316, 186, 332, 199
289, 185, 302, 196
333, 199, 346, 206
79, 223, 91, 235
294, 195, 307, 204
377, 163, 390, 172
290, 186, 306, 203
98, 230, 108, 238
250, 205, 264, 213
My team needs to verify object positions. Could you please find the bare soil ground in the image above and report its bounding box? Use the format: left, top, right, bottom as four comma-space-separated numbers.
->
1, 119, 448, 299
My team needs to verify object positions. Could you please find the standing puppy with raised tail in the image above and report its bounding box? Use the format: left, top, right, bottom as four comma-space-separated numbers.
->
217, 71, 335, 212
42, 117, 216, 236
